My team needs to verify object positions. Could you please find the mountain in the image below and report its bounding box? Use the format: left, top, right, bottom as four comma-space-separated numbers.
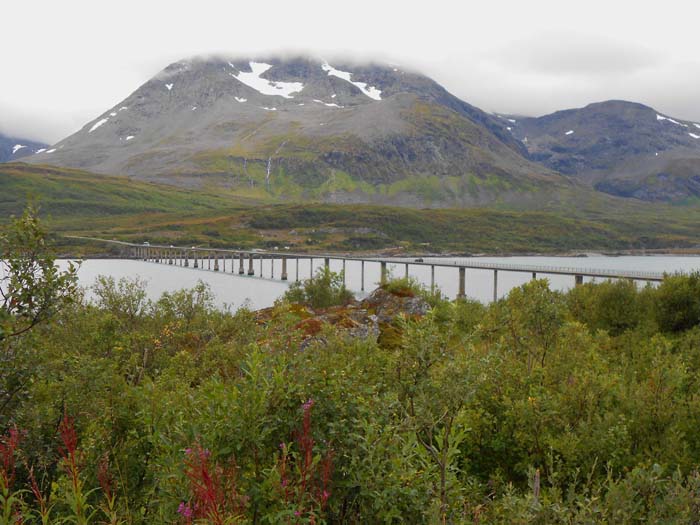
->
23, 55, 567, 207
0, 132, 48, 162
502, 101, 700, 202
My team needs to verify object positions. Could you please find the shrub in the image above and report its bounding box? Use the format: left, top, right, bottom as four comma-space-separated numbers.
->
652, 272, 700, 333
283, 267, 354, 309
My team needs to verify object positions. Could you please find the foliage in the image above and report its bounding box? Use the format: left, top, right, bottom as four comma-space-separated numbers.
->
8, 210, 700, 522
283, 267, 354, 309
0, 205, 78, 342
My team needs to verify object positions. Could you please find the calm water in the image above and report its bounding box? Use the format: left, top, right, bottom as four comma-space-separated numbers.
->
63, 256, 700, 311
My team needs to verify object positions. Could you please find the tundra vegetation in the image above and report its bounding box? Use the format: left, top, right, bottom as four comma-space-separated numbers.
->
4, 209, 700, 523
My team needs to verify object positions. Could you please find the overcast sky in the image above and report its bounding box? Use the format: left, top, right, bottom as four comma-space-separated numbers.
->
2, 0, 699, 143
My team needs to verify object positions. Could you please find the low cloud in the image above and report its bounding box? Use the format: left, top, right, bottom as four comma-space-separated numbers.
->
493, 32, 663, 77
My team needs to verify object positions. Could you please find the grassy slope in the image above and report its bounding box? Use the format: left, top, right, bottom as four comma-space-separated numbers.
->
3, 162, 700, 256
0, 163, 253, 218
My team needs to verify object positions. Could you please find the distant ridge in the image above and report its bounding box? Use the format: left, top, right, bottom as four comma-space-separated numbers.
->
0, 132, 47, 163
506, 100, 700, 201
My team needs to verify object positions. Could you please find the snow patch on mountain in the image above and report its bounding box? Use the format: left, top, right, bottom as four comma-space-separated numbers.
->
565, 130, 574, 136
313, 99, 344, 108
234, 97, 247, 103
321, 61, 381, 101
166, 83, 174, 91
497, 114, 516, 123
657, 114, 688, 127
12, 145, 26, 154
690, 133, 700, 139
89, 118, 109, 133
230, 61, 304, 98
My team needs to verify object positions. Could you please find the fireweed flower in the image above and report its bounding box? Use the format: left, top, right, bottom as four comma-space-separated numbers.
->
177, 502, 193, 518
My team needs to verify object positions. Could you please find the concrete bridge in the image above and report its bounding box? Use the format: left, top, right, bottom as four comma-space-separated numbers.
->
72, 237, 667, 302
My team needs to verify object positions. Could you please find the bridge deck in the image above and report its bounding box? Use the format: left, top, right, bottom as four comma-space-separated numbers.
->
69, 236, 667, 282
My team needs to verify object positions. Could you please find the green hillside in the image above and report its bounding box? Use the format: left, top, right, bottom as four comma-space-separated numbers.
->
4, 162, 700, 256
0, 162, 250, 218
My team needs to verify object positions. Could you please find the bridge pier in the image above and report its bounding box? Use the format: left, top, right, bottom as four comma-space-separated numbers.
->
214, 253, 220, 272
405, 263, 409, 279
431, 265, 435, 293
281, 257, 288, 281
324, 257, 330, 271
184, 250, 189, 267
532, 272, 536, 280
193, 252, 199, 269
575, 274, 584, 286
271, 258, 274, 279
295, 258, 299, 282
380, 261, 387, 285
342, 259, 346, 285
457, 267, 466, 299
248, 254, 254, 276
239, 253, 245, 274
310, 258, 314, 279
361, 260, 365, 292
259, 256, 263, 277
493, 270, 498, 302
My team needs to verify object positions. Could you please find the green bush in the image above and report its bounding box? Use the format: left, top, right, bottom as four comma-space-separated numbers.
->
282, 266, 354, 309
652, 272, 700, 332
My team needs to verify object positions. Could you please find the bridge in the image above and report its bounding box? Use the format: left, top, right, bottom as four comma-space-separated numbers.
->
71, 237, 667, 301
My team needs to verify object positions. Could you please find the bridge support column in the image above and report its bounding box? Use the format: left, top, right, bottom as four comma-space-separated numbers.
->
169, 250, 173, 265
295, 258, 299, 282
239, 253, 245, 274
193, 252, 199, 268
493, 270, 498, 302
342, 259, 346, 285
431, 265, 435, 293
248, 254, 254, 275
532, 272, 536, 280
324, 257, 330, 271
230, 254, 234, 273
281, 257, 288, 280
405, 263, 409, 279
259, 256, 263, 277
214, 253, 220, 272
271, 258, 274, 279
575, 274, 584, 286
457, 267, 466, 299
361, 260, 365, 292
184, 250, 189, 267
310, 258, 314, 279
380, 261, 387, 285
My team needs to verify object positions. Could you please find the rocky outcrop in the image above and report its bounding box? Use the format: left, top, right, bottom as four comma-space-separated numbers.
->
254, 286, 431, 349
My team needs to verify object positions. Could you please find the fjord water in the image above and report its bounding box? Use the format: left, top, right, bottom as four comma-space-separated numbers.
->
66, 255, 700, 311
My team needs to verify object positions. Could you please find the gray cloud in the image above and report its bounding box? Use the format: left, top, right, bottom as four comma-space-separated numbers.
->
494, 32, 663, 77
1, 0, 699, 142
